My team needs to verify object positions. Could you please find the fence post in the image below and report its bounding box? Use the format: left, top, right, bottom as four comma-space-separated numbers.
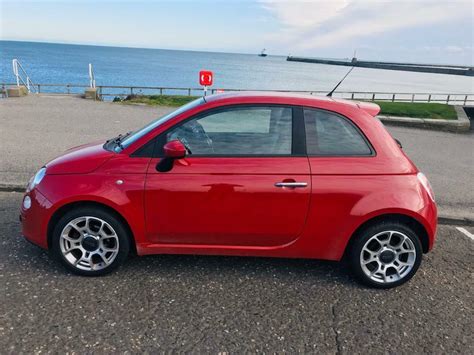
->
411, 94, 415, 102
188, 88, 191, 96
37, 84, 41, 93
428, 94, 431, 103
446, 95, 450, 104
67, 84, 70, 94
130, 87, 133, 96
351, 92, 354, 100
160, 88, 163, 96
371, 93, 375, 101
464, 95, 468, 105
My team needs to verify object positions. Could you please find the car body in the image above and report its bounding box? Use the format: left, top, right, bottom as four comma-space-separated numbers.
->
20, 92, 437, 287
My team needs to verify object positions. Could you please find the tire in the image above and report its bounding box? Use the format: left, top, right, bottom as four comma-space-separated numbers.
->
349, 221, 423, 289
51, 206, 130, 276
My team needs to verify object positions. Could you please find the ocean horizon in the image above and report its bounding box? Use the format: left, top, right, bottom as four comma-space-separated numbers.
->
1, 40, 473, 96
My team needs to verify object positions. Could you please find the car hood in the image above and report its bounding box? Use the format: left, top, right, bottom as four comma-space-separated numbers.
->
46, 141, 114, 174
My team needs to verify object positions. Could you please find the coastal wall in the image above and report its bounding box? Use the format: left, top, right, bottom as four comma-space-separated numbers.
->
287, 56, 474, 77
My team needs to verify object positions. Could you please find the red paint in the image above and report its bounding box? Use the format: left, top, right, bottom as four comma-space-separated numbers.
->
199, 70, 213, 86
20, 92, 437, 262
163, 140, 187, 158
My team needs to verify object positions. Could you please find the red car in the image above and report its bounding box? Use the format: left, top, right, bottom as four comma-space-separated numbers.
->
20, 92, 437, 288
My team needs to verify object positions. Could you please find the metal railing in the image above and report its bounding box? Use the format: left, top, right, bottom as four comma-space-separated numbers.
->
12, 59, 37, 93
88, 63, 96, 88
1, 82, 473, 105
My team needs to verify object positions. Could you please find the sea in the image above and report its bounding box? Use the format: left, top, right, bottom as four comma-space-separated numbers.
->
1, 40, 473, 99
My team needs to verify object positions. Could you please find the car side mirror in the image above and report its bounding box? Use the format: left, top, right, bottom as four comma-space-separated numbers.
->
164, 140, 187, 159
157, 140, 186, 172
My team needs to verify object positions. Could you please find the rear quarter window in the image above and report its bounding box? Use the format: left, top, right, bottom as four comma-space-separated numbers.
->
304, 108, 373, 156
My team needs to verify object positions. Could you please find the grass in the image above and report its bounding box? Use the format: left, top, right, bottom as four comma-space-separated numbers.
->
117, 94, 458, 120
375, 101, 457, 120
120, 94, 198, 107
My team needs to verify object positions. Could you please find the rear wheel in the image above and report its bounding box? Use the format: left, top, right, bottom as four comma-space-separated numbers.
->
51, 207, 130, 276
349, 221, 422, 288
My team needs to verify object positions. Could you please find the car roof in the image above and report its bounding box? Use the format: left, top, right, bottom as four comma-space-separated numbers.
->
204, 91, 380, 117
205, 91, 353, 107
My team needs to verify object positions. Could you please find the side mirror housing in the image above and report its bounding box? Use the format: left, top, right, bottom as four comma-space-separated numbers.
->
163, 140, 186, 159
157, 140, 186, 172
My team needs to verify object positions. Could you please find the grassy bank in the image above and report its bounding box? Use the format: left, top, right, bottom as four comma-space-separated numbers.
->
375, 101, 457, 120
119, 94, 197, 107
117, 95, 457, 120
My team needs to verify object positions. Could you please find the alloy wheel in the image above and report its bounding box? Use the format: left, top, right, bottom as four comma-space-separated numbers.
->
59, 216, 120, 271
359, 230, 416, 284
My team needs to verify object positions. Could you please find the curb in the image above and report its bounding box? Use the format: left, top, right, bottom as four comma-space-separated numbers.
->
378, 105, 471, 133
438, 216, 474, 227
0, 184, 26, 193
1, 183, 472, 226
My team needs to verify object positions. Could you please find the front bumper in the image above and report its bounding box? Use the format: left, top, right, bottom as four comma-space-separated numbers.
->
20, 188, 53, 249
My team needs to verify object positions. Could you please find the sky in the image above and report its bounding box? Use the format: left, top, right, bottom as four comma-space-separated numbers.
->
1, 0, 473, 65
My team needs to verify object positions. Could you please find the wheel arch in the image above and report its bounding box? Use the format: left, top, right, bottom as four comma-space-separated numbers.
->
343, 213, 430, 259
47, 200, 137, 254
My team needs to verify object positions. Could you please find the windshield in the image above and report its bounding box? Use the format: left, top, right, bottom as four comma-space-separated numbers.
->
115, 97, 205, 152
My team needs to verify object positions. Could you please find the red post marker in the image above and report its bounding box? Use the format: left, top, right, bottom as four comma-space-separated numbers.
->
199, 70, 213, 86
199, 70, 213, 96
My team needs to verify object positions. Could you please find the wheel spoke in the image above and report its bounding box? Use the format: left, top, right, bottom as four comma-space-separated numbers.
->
102, 245, 118, 253
387, 231, 397, 246
400, 242, 415, 253
375, 232, 391, 246
62, 234, 81, 243
96, 251, 111, 265
64, 243, 82, 253
101, 233, 117, 240
67, 223, 83, 236
397, 259, 415, 267
84, 217, 94, 234
361, 248, 378, 261
370, 261, 382, 275
74, 251, 89, 266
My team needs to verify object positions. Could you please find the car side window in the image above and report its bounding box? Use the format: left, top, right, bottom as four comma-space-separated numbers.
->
165, 106, 293, 156
304, 108, 373, 156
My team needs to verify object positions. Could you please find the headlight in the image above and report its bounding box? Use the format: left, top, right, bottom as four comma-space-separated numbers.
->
23, 195, 32, 210
28, 167, 46, 190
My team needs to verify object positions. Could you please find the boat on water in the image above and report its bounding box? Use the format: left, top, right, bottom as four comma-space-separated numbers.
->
258, 48, 267, 57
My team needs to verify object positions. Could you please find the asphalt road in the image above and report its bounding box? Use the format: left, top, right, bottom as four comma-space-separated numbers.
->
1, 95, 473, 220
1, 192, 472, 353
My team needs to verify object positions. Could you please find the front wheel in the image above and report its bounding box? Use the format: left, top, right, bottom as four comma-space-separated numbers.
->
349, 221, 423, 288
51, 207, 130, 276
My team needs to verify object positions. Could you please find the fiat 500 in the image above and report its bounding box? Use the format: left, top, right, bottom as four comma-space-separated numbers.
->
20, 92, 437, 288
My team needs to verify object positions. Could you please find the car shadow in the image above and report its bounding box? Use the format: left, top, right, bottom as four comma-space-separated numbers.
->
124, 252, 361, 288
17, 237, 363, 289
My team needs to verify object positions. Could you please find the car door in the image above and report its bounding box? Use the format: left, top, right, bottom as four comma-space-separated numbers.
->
144, 105, 311, 247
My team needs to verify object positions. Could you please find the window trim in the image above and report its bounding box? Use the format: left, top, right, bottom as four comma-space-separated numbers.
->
303, 107, 376, 157
136, 104, 305, 158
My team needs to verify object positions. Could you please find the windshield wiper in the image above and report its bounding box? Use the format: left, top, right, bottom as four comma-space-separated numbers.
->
105, 131, 133, 151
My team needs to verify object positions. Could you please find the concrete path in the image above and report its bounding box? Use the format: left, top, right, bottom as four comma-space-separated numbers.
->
0, 95, 169, 186
1, 95, 473, 220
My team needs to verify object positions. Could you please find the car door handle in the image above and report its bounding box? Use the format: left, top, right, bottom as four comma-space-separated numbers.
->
274, 182, 308, 188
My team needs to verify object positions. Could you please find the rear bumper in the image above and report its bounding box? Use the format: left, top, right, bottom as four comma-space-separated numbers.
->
20, 189, 53, 249
419, 200, 438, 252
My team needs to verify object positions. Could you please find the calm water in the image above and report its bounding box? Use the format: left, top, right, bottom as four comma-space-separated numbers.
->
1, 41, 473, 97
